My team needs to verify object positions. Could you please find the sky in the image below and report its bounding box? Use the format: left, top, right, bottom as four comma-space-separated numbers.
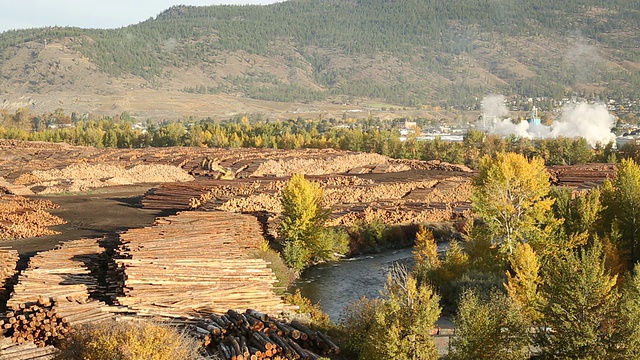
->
0, 0, 279, 34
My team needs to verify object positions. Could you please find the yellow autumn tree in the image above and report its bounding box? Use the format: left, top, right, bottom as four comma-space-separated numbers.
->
413, 225, 440, 279
279, 174, 348, 271
504, 242, 542, 322
471, 152, 554, 255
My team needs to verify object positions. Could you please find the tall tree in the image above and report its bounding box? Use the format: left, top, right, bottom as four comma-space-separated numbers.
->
279, 174, 347, 271
618, 264, 640, 358
471, 152, 554, 255
601, 158, 640, 266
413, 225, 440, 280
536, 241, 620, 359
551, 187, 602, 237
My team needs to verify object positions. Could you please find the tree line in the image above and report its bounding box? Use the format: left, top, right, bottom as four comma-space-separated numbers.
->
2, 111, 639, 167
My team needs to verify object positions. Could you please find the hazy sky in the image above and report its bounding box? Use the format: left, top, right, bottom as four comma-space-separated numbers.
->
0, 0, 279, 34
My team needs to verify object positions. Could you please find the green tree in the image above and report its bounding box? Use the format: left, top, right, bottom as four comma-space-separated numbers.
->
362, 266, 440, 360
536, 241, 620, 359
449, 291, 530, 360
551, 187, 602, 237
339, 297, 381, 357
471, 152, 554, 255
601, 158, 640, 266
618, 264, 640, 358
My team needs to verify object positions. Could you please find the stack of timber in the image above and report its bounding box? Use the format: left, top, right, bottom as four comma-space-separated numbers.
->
0, 177, 33, 196
0, 248, 19, 301
6, 238, 113, 329
0, 337, 58, 360
115, 212, 292, 319
192, 309, 339, 360
0, 196, 65, 240
548, 163, 617, 190
0, 300, 70, 347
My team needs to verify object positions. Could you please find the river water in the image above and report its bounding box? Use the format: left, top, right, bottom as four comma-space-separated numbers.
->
292, 248, 416, 322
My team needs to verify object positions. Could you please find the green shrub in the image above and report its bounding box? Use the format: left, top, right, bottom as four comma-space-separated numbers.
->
361, 266, 441, 360
449, 291, 530, 360
59, 319, 202, 360
361, 218, 387, 246
311, 227, 350, 262
282, 238, 311, 272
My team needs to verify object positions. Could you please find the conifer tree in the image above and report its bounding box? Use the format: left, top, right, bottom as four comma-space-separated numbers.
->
413, 225, 440, 280
618, 264, 640, 358
601, 158, 640, 266
536, 241, 620, 359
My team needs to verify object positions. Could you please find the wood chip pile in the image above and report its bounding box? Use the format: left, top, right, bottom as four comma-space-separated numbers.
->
1, 140, 412, 195
0, 196, 65, 240
193, 309, 339, 360
115, 211, 293, 318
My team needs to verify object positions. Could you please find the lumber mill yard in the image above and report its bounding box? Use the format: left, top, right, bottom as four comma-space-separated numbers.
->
0, 139, 615, 359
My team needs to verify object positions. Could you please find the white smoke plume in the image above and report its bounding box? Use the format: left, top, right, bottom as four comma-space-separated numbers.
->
480, 95, 616, 147
481, 94, 510, 120
549, 102, 616, 147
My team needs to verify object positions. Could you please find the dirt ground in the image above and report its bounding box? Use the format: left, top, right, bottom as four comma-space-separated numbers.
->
2, 184, 169, 256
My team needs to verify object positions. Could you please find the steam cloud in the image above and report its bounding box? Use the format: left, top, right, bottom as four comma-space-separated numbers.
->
480, 95, 616, 147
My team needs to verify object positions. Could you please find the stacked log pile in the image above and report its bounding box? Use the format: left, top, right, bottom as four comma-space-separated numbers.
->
192, 309, 339, 360
390, 159, 474, 173
0, 337, 58, 360
547, 163, 617, 190
6, 238, 113, 330
0, 177, 33, 196
143, 173, 473, 227
115, 212, 293, 318
0, 300, 70, 347
251, 152, 399, 177
0, 196, 65, 240
0, 248, 18, 301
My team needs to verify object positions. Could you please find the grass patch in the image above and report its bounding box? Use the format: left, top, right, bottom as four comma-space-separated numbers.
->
252, 240, 296, 294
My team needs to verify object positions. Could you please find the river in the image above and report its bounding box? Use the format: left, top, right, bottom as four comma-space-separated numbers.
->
292, 247, 416, 322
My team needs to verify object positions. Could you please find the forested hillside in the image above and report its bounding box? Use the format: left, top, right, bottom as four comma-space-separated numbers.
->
0, 0, 639, 113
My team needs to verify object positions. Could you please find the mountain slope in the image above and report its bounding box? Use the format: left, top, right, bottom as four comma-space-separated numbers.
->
0, 0, 639, 117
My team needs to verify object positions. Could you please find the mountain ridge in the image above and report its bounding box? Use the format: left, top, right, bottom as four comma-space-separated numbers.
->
0, 0, 639, 119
